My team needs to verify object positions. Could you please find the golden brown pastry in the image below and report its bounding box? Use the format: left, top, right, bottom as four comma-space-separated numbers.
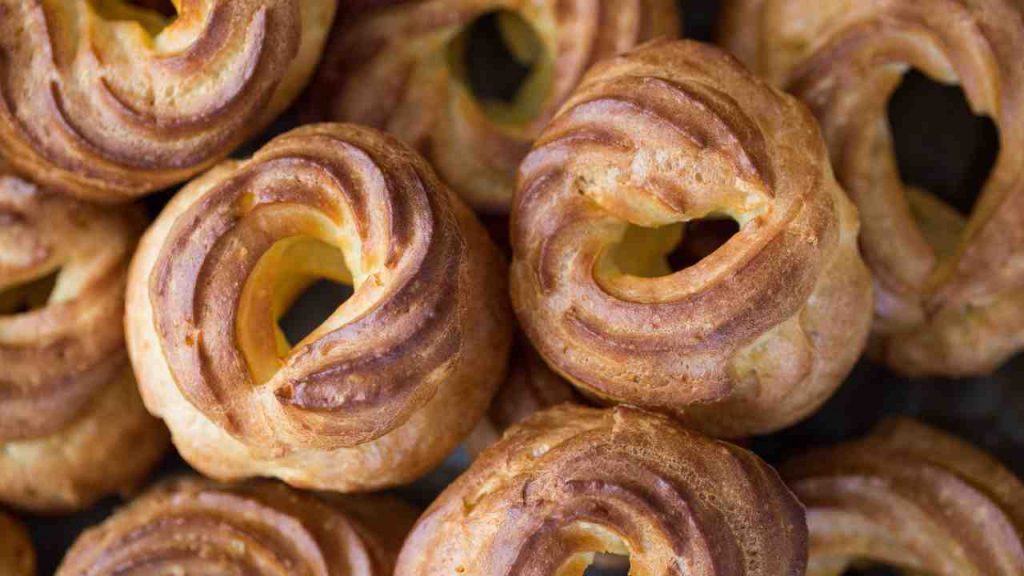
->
397, 405, 807, 575
783, 418, 1024, 575
0, 511, 33, 576
510, 39, 873, 438
721, 0, 1024, 376
308, 0, 679, 212
127, 123, 513, 492
57, 477, 416, 575
0, 0, 337, 202
464, 338, 579, 457
0, 169, 167, 512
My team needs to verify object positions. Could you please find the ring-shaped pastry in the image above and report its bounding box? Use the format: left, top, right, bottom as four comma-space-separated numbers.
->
127, 123, 513, 491
308, 0, 679, 212
510, 39, 872, 437
721, 0, 1024, 376
0, 168, 167, 511
397, 405, 808, 575
783, 418, 1024, 575
0, 0, 337, 201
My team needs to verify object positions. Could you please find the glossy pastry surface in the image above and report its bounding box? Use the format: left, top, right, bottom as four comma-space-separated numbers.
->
127, 123, 513, 491
309, 0, 679, 212
0, 0, 337, 201
57, 477, 415, 575
510, 39, 873, 437
721, 0, 1024, 376
783, 418, 1024, 575
0, 169, 167, 511
398, 404, 807, 575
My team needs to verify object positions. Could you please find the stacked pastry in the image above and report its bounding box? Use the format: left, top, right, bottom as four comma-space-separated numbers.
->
0, 0, 1020, 573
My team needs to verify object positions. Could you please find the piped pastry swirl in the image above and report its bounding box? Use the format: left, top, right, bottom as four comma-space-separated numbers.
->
721, 0, 1024, 376
127, 123, 513, 491
57, 477, 415, 576
0, 168, 167, 511
397, 404, 807, 575
510, 39, 873, 437
783, 418, 1024, 575
0, 0, 337, 201
308, 0, 679, 212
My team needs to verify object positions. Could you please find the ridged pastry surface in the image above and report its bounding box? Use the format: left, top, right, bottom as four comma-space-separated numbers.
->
57, 477, 415, 576
0, 168, 167, 511
0, 170, 138, 440
0, 0, 337, 201
309, 0, 679, 212
510, 39, 873, 437
397, 404, 807, 575
721, 0, 1024, 376
783, 418, 1024, 576
127, 123, 512, 491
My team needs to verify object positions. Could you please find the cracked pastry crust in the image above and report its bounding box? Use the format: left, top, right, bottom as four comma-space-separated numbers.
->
783, 418, 1024, 576
307, 0, 679, 213
397, 404, 807, 575
510, 39, 872, 437
0, 0, 337, 201
126, 123, 513, 492
721, 0, 1024, 376
57, 477, 416, 575
0, 169, 167, 512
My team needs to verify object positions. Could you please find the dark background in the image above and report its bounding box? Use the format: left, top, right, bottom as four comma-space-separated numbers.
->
18, 0, 1021, 574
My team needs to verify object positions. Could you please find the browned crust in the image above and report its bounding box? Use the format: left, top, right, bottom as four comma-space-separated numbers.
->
127, 123, 513, 491
783, 418, 1024, 575
0, 169, 141, 440
0, 366, 169, 513
306, 0, 680, 213
510, 39, 872, 437
721, 0, 1024, 376
397, 405, 807, 575
0, 0, 336, 201
57, 477, 417, 575
0, 167, 167, 512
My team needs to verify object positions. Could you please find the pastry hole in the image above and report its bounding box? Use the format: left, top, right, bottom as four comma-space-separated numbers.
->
666, 219, 741, 272
607, 218, 739, 278
682, 0, 721, 41
0, 269, 60, 315
91, 0, 177, 34
238, 237, 357, 383
127, 0, 176, 16
277, 278, 353, 347
888, 69, 998, 217
448, 11, 549, 123
583, 553, 630, 576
